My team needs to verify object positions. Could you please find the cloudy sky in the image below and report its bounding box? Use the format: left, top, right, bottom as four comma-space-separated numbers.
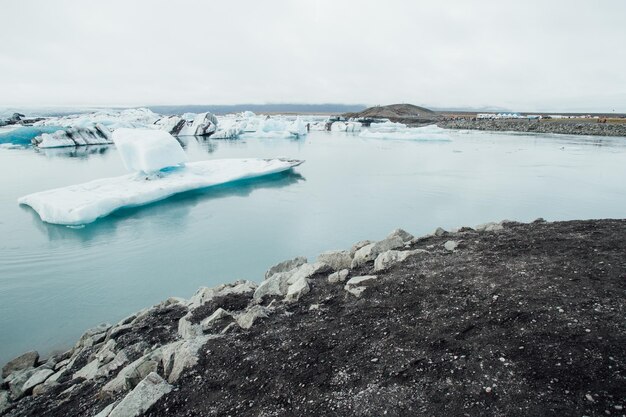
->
1, 0, 625, 111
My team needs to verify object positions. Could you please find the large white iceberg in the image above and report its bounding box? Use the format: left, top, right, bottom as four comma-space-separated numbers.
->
19, 158, 303, 225
113, 128, 188, 173
34, 108, 161, 130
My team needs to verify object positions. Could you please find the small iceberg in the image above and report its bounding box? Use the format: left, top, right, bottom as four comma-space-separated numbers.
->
19, 129, 303, 225
359, 124, 451, 141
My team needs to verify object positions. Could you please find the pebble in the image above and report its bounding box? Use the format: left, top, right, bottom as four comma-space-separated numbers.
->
485, 387, 492, 393
586, 394, 595, 402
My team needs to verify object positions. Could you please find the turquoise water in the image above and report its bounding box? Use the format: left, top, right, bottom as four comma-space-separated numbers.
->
0, 126, 64, 145
1, 130, 625, 364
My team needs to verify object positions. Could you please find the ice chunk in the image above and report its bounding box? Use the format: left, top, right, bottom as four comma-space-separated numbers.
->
359, 124, 451, 141
330, 121, 361, 132
19, 158, 303, 225
367, 121, 407, 132
33, 124, 112, 148
176, 112, 218, 136
34, 108, 160, 130
112, 129, 187, 173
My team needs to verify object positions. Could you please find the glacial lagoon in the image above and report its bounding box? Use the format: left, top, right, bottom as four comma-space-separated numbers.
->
1, 129, 625, 364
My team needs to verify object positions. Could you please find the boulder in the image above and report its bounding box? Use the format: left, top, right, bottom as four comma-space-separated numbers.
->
7, 368, 37, 399
178, 313, 203, 340
264, 256, 307, 279
344, 275, 378, 297
254, 262, 330, 301
444, 240, 459, 251
102, 349, 163, 395
433, 227, 447, 236
317, 250, 352, 271
200, 308, 233, 331
351, 236, 405, 268
2, 351, 39, 378
373, 249, 427, 272
96, 351, 129, 379
0, 390, 9, 414
94, 401, 119, 417
108, 373, 172, 417
187, 280, 257, 310
21, 368, 54, 394
236, 305, 270, 329
32, 381, 57, 396
73, 359, 100, 381
328, 269, 350, 283
162, 335, 210, 383
475, 222, 504, 232
349, 240, 373, 257
386, 228, 414, 243
285, 276, 310, 302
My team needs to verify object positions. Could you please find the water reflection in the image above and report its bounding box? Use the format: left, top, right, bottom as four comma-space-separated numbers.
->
34, 145, 111, 159
24, 170, 305, 242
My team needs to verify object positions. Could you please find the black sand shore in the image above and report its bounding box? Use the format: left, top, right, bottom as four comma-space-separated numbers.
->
438, 119, 626, 137
2, 219, 625, 416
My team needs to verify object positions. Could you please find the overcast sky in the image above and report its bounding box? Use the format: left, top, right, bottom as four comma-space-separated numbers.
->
1, 0, 625, 111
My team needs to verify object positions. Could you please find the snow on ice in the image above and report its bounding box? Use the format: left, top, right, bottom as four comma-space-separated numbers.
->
112, 129, 187, 173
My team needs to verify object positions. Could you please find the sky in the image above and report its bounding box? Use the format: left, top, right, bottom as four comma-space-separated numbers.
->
1, 0, 625, 112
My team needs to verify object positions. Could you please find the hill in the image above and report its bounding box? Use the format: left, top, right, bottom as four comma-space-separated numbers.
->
344, 103, 440, 125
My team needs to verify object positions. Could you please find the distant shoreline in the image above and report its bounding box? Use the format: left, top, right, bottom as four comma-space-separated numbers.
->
437, 118, 626, 137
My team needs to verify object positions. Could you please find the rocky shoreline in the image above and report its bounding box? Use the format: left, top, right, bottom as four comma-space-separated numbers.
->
1, 219, 625, 416
438, 119, 626, 137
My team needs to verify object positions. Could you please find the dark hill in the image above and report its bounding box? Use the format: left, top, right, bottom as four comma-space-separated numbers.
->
344, 103, 440, 125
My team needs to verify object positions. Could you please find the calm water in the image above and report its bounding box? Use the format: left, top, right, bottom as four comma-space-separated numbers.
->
1, 129, 625, 364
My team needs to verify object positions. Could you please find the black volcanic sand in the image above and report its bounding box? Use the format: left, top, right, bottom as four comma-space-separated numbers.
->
4, 219, 626, 417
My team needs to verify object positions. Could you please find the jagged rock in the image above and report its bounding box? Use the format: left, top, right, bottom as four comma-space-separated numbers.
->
108, 372, 172, 417
433, 227, 447, 236
187, 280, 257, 310
351, 236, 405, 268
0, 390, 9, 414
285, 276, 310, 302
254, 262, 330, 301
73, 359, 100, 381
7, 368, 37, 399
107, 323, 134, 341
200, 308, 232, 331
444, 240, 459, 251
264, 256, 307, 279
45, 367, 67, 385
328, 269, 350, 283
33, 381, 57, 396
54, 358, 70, 371
373, 249, 427, 271
344, 275, 378, 297
21, 368, 53, 395
386, 228, 414, 243
162, 336, 211, 383
236, 305, 270, 329
178, 313, 203, 340
2, 351, 39, 378
475, 222, 504, 232
317, 250, 352, 271
96, 351, 129, 379
94, 339, 117, 364
349, 240, 373, 257
102, 349, 163, 395
94, 400, 119, 417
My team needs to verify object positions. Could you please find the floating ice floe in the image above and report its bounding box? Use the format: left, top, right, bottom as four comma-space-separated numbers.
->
33, 124, 113, 148
34, 108, 161, 130
155, 112, 218, 137
330, 121, 362, 132
19, 129, 303, 225
358, 124, 451, 141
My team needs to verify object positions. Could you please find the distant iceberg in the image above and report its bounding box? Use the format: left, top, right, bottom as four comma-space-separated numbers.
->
19, 128, 303, 225
33, 124, 113, 148
359, 124, 451, 141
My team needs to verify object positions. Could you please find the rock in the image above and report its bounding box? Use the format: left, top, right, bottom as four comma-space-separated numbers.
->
2, 351, 39, 378
317, 250, 352, 271
54, 358, 70, 371
94, 339, 117, 364
73, 359, 100, 381
254, 262, 330, 301
373, 249, 427, 271
433, 227, 447, 236
187, 280, 257, 310
96, 351, 129, 379
107, 323, 134, 341
236, 305, 270, 329
102, 349, 163, 395
328, 269, 350, 283
21, 368, 54, 393
264, 256, 307, 279
200, 308, 233, 331
344, 275, 378, 297
386, 228, 414, 243
33, 381, 57, 396
475, 222, 504, 232
178, 313, 203, 340
108, 372, 172, 417
45, 367, 68, 385
349, 240, 373, 257
7, 368, 37, 399
285, 276, 310, 302
444, 240, 459, 251
94, 401, 119, 417
162, 335, 210, 383
0, 390, 9, 414
351, 236, 405, 268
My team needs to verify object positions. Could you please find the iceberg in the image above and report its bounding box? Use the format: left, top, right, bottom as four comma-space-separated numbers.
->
113, 128, 187, 173
358, 124, 451, 141
19, 158, 303, 225
34, 108, 161, 130
330, 121, 362, 132
33, 124, 112, 148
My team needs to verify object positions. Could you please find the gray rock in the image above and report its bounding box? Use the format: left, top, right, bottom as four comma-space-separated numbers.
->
162, 335, 211, 383
187, 280, 257, 310
108, 372, 172, 417
433, 227, 447, 236
200, 308, 233, 331
475, 222, 504, 232
349, 240, 373, 257
45, 366, 68, 385
328, 269, 350, 283
76, 323, 111, 349
264, 256, 307, 279
102, 349, 163, 395
236, 305, 270, 329
254, 262, 330, 301
317, 250, 352, 271
178, 313, 203, 340
344, 275, 378, 297
351, 236, 405, 268
73, 359, 100, 381
33, 381, 57, 396
22, 368, 54, 393
374, 249, 427, 271
444, 240, 459, 251
386, 228, 414, 243
7, 368, 36, 399
94, 401, 119, 417
2, 351, 39, 378
285, 276, 310, 302
96, 351, 129, 379
0, 390, 9, 414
